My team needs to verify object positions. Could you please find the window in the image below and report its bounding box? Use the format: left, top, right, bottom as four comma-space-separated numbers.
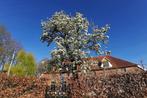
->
101, 59, 112, 68
98, 61, 102, 68
124, 68, 127, 72
120, 68, 127, 72
103, 61, 110, 68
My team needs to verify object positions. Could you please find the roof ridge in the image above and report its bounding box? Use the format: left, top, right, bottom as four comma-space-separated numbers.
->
106, 56, 137, 65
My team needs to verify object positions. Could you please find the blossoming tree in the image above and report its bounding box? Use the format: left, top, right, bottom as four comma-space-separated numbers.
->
40, 11, 110, 78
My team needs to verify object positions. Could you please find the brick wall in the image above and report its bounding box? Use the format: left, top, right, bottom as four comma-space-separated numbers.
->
40, 66, 144, 85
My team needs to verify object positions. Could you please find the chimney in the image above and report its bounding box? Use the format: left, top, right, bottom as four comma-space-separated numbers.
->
105, 51, 111, 55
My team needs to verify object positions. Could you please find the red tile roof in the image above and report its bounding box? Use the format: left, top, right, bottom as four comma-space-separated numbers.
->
85, 55, 138, 68
98, 55, 137, 68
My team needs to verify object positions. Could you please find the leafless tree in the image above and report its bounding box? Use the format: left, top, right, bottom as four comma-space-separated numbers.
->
0, 26, 21, 71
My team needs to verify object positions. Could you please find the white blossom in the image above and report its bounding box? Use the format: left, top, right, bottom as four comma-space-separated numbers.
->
41, 11, 110, 75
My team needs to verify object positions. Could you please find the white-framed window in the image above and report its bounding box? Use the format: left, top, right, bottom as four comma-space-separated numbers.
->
101, 60, 112, 68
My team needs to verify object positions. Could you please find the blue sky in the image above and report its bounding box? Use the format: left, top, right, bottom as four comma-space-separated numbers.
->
0, 0, 147, 66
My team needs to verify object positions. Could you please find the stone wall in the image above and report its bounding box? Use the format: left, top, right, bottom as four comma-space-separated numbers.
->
94, 66, 143, 77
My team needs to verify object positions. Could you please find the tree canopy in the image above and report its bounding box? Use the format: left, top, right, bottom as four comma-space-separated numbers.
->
5, 50, 37, 76
41, 11, 110, 76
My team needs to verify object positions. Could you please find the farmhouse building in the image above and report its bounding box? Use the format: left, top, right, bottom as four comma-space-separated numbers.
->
40, 55, 144, 84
